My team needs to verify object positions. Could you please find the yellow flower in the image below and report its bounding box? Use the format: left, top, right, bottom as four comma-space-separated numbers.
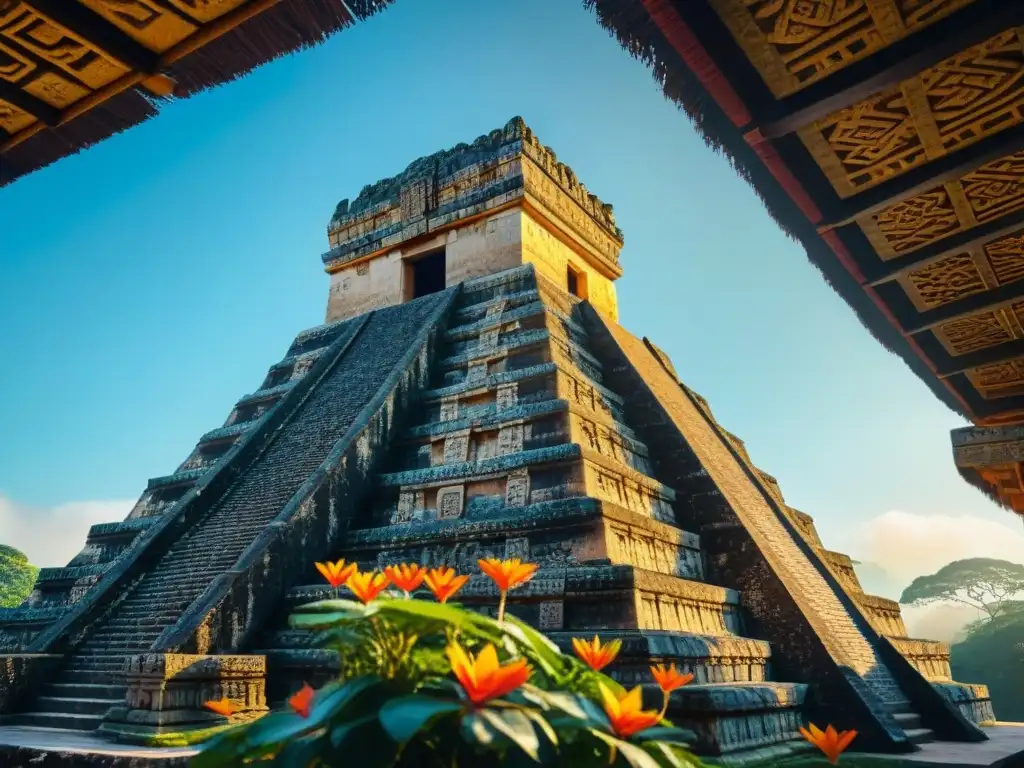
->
572, 635, 621, 672
799, 723, 857, 765
446, 642, 531, 706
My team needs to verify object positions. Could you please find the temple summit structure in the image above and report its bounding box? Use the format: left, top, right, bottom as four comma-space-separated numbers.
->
0, 118, 1000, 763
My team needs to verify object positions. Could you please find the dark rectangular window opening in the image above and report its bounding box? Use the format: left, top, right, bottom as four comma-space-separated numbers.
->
412, 249, 447, 298
566, 263, 587, 299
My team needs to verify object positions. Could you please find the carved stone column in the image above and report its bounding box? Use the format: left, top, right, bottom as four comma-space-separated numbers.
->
100, 653, 268, 744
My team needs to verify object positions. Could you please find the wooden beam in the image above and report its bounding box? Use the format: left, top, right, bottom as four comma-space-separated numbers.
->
819, 122, 1024, 230
865, 211, 1024, 286
0, 82, 59, 126
22, 0, 160, 74
937, 339, 1024, 378
905, 284, 1024, 335
753, 0, 1024, 138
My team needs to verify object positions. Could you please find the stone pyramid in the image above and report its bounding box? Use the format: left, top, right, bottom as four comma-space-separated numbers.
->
0, 118, 994, 763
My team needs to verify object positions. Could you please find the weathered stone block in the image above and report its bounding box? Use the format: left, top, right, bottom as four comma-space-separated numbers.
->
100, 653, 268, 744
0, 654, 62, 715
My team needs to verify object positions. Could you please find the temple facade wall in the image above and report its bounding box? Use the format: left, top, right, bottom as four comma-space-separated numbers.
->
326, 206, 618, 323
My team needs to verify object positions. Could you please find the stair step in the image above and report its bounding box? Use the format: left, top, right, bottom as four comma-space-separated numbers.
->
43, 683, 125, 699
4, 711, 105, 731
893, 712, 922, 730
905, 728, 934, 745
37, 696, 122, 716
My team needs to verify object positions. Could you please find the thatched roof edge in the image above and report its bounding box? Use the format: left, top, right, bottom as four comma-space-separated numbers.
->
581, 0, 970, 420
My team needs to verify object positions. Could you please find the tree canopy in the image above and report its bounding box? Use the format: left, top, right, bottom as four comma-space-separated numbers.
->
0, 544, 38, 608
899, 558, 1024, 620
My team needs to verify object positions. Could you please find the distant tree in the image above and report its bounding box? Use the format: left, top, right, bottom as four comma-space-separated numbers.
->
899, 558, 1024, 621
0, 544, 37, 608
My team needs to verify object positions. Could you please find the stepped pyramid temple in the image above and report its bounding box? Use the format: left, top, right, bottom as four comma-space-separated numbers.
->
4, 0, 1024, 527
0, 119, 1006, 763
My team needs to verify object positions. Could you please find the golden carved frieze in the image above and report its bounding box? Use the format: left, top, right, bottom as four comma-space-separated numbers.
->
709, 0, 976, 98
865, 184, 961, 256
0, 4, 127, 90
967, 359, 1024, 399
801, 29, 1024, 197
78, 0, 197, 53
863, 151, 1024, 256
961, 149, 1024, 223
936, 310, 1015, 356
0, 96, 33, 132
799, 87, 924, 198
163, 0, 249, 25
904, 252, 986, 308
984, 229, 1024, 285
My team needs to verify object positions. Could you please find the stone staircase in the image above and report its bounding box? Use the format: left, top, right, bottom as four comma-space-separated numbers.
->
259, 266, 817, 759
3, 291, 454, 731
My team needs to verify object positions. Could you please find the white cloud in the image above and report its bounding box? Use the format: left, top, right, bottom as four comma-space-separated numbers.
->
0, 494, 135, 568
851, 510, 1024, 590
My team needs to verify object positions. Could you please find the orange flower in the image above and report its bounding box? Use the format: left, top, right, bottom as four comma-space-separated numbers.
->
599, 683, 660, 740
288, 683, 315, 718
477, 557, 538, 592
315, 559, 357, 590
650, 663, 694, 693
202, 697, 235, 717
384, 563, 426, 596
572, 635, 621, 672
347, 570, 390, 604
478, 557, 538, 622
424, 566, 469, 603
447, 641, 531, 707
799, 723, 857, 765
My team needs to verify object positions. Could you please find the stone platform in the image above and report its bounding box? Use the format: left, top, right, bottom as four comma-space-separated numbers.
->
0, 726, 195, 767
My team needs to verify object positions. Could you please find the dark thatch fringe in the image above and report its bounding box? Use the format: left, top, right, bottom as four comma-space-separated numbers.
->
957, 465, 1016, 512
168, 0, 395, 95
581, 0, 971, 419
0, 0, 394, 187
1, 89, 156, 184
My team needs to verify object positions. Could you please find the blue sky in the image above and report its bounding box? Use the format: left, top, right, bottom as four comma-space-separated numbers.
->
1, 0, 1021, 582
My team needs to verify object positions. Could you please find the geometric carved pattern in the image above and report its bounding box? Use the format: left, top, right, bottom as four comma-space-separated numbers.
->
805, 30, 1024, 197
968, 359, 1024, 398
984, 230, 1024, 285
709, 0, 975, 97
806, 87, 924, 195
936, 311, 1012, 355
923, 30, 1024, 155
873, 185, 961, 253
907, 253, 986, 308
961, 150, 1024, 224
77, 0, 197, 52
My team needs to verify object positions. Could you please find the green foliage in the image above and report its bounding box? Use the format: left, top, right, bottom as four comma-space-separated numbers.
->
950, 601, 1024, 722
0, 544, 37, 608
193, 595, 705, 767
899, 558, 1024, 620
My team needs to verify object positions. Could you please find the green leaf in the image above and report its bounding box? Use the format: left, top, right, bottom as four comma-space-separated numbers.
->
641, 741, 705, 768
522, 707, 559, 748
501, 616, 567, 676
480, 707, 541, 761
273, 735, 325, 768
242, 676, 380, 748
189, 724, 248, 767
461, 711, 499, 747
378, 695, 464, 744
296, 598, 374, 614
330, 714, 377, 748
591, 729, 663, 768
